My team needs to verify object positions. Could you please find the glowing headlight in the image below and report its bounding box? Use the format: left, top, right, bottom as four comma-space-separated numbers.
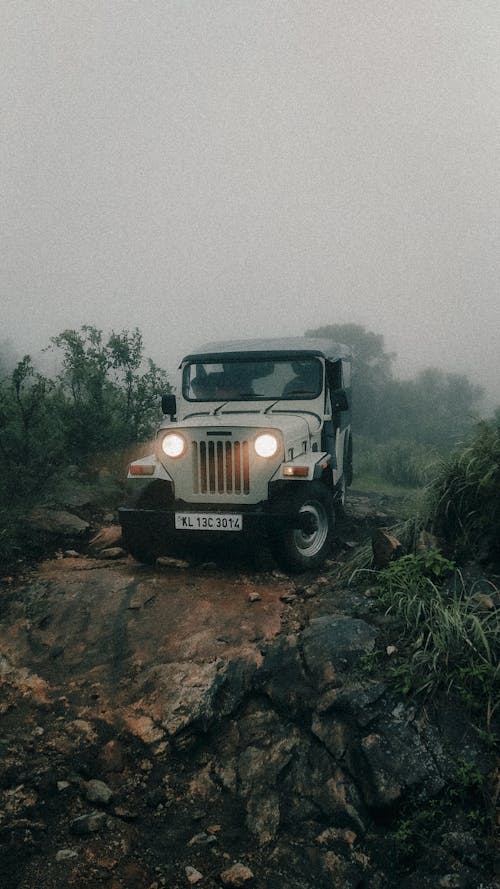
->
254, 433, 279, 459
161, 432, 187, 458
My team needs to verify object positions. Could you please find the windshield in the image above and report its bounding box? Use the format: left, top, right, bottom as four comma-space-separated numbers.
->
182, 357, 323, 402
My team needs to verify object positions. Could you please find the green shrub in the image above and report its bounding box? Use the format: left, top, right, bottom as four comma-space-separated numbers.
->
427, 421, 500, 561
355, 436, 437, 488
373, 552, 499, 723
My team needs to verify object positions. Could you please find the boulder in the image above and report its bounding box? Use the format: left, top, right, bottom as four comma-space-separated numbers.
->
348, 706, 445, 808
88, 525, 123, 552
301, 616, 378, 687
371, 528, 405, 568
259, 634, 315, 715
26, 508, 90, 537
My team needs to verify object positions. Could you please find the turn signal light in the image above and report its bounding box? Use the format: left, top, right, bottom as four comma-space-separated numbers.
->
129, 464, 155, 476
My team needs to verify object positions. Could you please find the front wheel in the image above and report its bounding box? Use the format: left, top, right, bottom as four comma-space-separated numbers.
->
122, 526, 159, 565
269, 482, 335, 574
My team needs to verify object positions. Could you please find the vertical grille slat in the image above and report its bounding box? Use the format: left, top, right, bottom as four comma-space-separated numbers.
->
194, 436, 250, 495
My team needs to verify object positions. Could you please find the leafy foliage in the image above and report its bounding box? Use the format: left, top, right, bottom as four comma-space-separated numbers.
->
427, 420, 500, 561
306, 322, 395, 439
50, 326, 170, 457
306, 322, 485, 448
372, 552, 499, 724
0, 327, 172, 569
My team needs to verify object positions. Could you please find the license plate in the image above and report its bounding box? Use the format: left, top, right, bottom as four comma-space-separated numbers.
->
175, 512, 243, 531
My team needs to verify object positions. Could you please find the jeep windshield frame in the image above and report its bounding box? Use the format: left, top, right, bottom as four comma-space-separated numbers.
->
182, 356, 324, 403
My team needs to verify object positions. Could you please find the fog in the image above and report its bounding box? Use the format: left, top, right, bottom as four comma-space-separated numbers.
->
2, 1, 500, 401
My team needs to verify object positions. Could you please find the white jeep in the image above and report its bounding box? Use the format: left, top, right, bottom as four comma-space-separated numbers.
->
119, 337, 353, 572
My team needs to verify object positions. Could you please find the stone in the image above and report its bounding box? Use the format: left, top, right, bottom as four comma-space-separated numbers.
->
140, 654, 259, 738
283, 746, 367, 833
188, 831, 217, 846
89, 525, 123, 552
99, 547, 127, 559
26, 508, 90, 537
82, 778, 113, 805
220, 862, 254, 886
259, 634, 314, 715
247, 591, 261, 602
156, 556, 189, 570
55, 849, 78, 862
301, 616, 378, 686
372, 528, 405, 568
185, 865, 203, 884
311, 713, 349, 758
70, 811, 108, 834
349, 712, 445, 808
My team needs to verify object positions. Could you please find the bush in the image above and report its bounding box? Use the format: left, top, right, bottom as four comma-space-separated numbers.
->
374, 551, 499, 723
355, 436, 437, 488
427, 421, 500, 562
0, 327, 172, 571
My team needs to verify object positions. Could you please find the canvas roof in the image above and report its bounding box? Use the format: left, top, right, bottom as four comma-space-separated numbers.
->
181, 337, 352, 365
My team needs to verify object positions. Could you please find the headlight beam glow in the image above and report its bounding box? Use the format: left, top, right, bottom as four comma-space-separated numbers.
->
161, 432, 187, 458
254, 433, 279, 458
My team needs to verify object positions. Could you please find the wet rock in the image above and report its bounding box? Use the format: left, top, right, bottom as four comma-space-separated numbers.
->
259, 634, 314, 715
311, 712, 349, 758
70, 811, 108, 834
156, 556, 189, 570
99, 547, 127, 560
372, 528, 405, 568
247, 591, 261, 602
88, 525, 123, 552
238, 726, 300, 840
55, 848, 78, 861
283, 747, 367, 833
348, 708, 445, 808
26, 508, 90, 537
185, 865, 203, 884
143, 653, 259, 738
301, 616, 378, 687
128, 585, 157, 609
220, 862, 255, 886
82, 778, 113, 805
187, 831, 217, 846
316, 681, 387, 726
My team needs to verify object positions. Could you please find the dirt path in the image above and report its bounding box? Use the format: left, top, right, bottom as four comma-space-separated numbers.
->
0, 492, 410, 889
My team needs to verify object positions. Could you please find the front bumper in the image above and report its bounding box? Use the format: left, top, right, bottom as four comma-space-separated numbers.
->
118, 502, 269, 538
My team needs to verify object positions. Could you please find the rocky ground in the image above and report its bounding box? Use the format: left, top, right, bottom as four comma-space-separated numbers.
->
0, 492, 497, 889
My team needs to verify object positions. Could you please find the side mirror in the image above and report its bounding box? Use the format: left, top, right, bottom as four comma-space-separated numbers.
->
161, 393, 177, 419
332, 389, 349, 412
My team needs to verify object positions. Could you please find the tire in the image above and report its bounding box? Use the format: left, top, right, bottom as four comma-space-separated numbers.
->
122, 526, 159, 565
270, 482, 335, 574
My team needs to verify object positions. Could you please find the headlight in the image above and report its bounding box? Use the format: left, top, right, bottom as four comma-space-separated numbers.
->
254, 433, 279, 458
161, 432, 187, 458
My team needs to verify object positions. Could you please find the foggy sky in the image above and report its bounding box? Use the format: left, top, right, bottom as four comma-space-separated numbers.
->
2, 1, 500, 400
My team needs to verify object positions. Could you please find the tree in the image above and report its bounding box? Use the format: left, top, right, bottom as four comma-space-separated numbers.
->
0, 356, 64, 499
49, 326, 171, 457
387, 369, 484, 447
305, 323, 396, 438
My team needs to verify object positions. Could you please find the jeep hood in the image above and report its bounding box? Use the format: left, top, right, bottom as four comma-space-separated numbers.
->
160, 402, 322, 440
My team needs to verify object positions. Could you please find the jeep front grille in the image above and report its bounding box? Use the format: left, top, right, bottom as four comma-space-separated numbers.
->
192, 439, 250, 495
